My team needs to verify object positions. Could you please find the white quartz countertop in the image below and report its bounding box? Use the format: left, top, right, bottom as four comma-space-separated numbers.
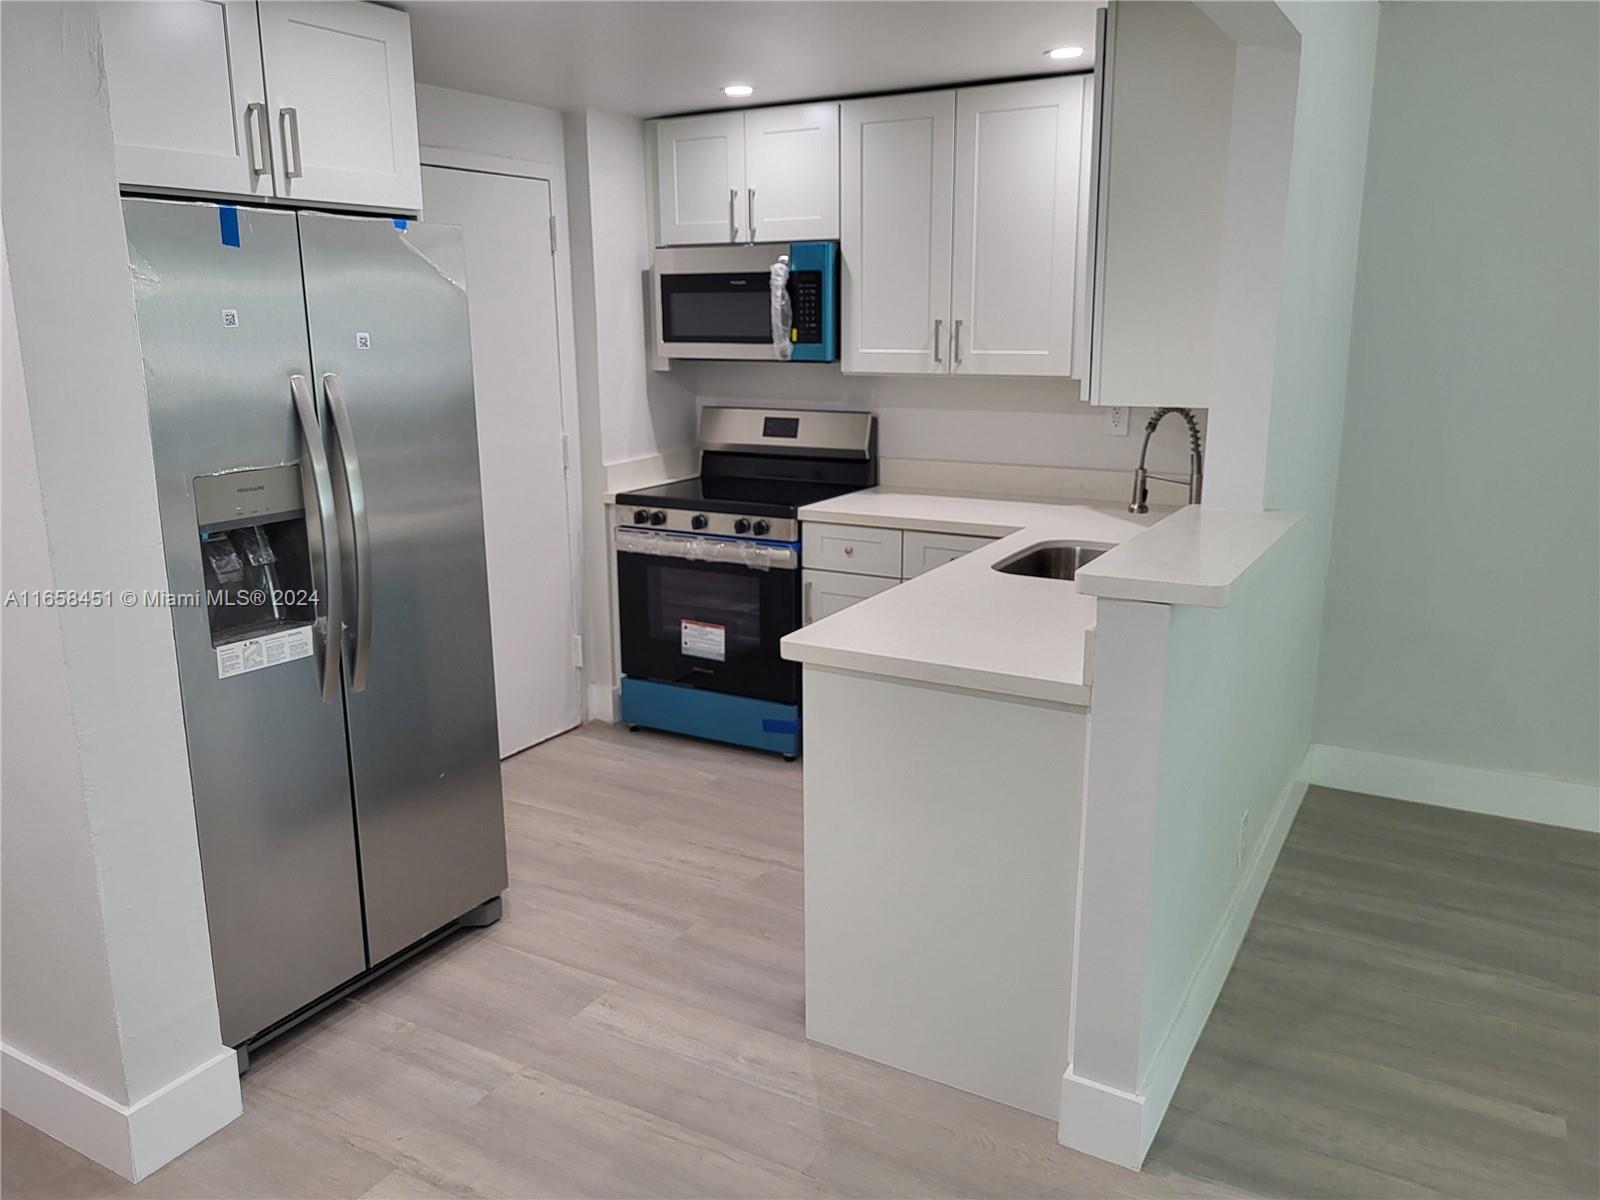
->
1073, 506, 1302, 607
781, 490, 1166, 705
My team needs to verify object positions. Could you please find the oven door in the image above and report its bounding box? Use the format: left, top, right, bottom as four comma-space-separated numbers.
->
616, 531, 800, 704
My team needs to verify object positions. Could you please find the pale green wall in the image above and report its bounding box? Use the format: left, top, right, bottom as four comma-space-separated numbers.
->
1316, 2, 1600, 786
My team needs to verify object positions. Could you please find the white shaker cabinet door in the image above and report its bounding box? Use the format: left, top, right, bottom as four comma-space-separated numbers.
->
99, 1, 273, 199
744, 103, 840, 242
257, 1, 422, 212
803, 570, 898, 624
655, 113, 747, 244
950, 77, 1086, 377
840, 91, 956, 375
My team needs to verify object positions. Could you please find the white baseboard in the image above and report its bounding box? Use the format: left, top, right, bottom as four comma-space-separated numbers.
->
1059, 757, 1309, 1169
1310, 744, 1599, 833
1, 1043, 241, 1182
587, 682, 619, 724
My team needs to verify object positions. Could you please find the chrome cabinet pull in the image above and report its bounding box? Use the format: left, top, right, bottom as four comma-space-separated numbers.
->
748, 187, 756, 243
289, 374, 342, 703
803, 578, 813, 624
245, 102, 269, 178
729, 188, 737, 242
323, 373, 372, 692
933, 319, 943, 364
953, 319, 964, 366
279, 107, 303, 179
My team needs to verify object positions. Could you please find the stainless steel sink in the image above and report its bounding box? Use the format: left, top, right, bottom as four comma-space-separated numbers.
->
991, 541, 1109, 580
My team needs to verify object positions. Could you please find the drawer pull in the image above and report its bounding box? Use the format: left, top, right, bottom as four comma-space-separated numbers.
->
844, 545, 855, 556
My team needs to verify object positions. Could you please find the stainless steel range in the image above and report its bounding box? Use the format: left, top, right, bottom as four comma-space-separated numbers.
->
614, 407, 876, 758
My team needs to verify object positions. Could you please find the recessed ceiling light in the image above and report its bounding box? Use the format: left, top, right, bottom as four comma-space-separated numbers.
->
1046, 45, 1085, 60
723, 83, 755, 98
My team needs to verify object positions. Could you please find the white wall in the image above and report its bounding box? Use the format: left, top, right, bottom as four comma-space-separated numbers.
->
0, 3, 238, 1177
1061, 0, 1381, 1168
1315, 1, 1600, 797
688, 365, 1204, 476
416, 82, 566, 166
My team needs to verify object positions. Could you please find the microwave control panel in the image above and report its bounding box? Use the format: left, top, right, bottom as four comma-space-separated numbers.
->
789, 272, 824, 345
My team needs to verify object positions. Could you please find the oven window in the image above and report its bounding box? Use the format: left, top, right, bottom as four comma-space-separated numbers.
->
648, 564, 763, 657
661, 273, 771, 343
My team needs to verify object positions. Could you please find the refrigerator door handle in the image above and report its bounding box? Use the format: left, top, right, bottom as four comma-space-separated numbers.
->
290, 373, 343, 702
323, 372, 373, 692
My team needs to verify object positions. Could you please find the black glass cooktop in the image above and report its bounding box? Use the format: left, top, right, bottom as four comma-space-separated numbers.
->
616, 476, 867, 519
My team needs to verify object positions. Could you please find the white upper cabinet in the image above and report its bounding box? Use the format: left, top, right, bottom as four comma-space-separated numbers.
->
951, 78, 1086, 377
98, 1, 422, 213
841, 78, 1088, 378
256, 2, 421, 212
656, 113, 747, 244
655, 104, 839, 245
744, 104, 840, 243
840, 91, 956, 375
99, 1, 272, 199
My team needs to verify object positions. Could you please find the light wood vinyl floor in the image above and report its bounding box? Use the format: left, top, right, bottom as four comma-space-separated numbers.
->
5, 723, 1596, 1199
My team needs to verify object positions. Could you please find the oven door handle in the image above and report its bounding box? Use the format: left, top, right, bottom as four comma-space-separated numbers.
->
615, 528, 798, 571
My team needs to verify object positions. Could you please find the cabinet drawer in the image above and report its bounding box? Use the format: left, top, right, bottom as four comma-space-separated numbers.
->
901, 530, 995, 579
802, 523, 903, 578
803, 570, 898, 624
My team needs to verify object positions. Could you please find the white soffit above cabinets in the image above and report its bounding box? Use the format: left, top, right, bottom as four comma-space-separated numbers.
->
399, 1, 1100, 117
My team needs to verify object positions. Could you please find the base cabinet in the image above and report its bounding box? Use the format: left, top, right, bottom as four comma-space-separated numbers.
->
803, 569, 897, 624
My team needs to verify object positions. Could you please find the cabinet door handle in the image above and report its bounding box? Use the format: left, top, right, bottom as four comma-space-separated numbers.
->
933, 319, 943, 364
748, 187, 756, 243
803, 578, 813, 624
245, 102, 269, 178
279, 107, 303, 179
953, 319, 963, 366
728, 188, 737, 243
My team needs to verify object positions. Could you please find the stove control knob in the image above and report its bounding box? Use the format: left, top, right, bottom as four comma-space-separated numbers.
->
733, 518, 752, 534
632, 509, 650, 524
752, 519, 771, 537
648, 510, 667, 526
690, 514, 709, 530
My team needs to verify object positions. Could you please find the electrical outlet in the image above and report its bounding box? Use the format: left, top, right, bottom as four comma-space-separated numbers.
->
1105, 406, 1130, 437
1237, 811, 1250, 870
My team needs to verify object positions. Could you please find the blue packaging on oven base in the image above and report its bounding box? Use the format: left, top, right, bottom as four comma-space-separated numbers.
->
621, 677, 800, 759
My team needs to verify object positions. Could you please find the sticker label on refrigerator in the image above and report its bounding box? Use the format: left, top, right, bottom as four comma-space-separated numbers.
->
355, 331, 371, 349
681, 620, 726, 662
216, 625, 314, 679
221, 309, 239, 329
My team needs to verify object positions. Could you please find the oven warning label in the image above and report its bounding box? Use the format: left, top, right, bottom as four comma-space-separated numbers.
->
217, 625, 314, 679
681, 619, 726, 662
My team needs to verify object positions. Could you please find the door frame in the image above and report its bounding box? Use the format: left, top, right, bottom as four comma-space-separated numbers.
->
418, 145, 588, 737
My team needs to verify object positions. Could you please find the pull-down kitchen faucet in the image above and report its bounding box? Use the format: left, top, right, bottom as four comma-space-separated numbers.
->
1129, 407, 1204, 513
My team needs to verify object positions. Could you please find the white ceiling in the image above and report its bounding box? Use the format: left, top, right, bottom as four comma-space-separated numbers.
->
400, 2, 1100, 118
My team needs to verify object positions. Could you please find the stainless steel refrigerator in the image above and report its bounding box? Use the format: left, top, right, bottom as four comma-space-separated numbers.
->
123, 198, 508, 1053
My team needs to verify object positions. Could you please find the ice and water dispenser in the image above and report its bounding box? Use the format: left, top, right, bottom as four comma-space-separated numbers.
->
193, 465, 317, 667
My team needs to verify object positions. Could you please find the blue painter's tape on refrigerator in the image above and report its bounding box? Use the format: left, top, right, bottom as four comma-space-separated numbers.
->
218, 205, 241, 248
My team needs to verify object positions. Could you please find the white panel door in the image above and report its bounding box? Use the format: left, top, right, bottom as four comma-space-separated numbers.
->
258, 1, 422, 212
99, 1, 273, 199
841, 92, 955, 375
744, 103, 840, 242
951, 78, 1086, 377
421, 166, 581, 756
655, 113, 746, 244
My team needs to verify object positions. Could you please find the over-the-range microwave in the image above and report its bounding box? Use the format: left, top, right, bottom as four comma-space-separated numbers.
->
652, 241, 838, 362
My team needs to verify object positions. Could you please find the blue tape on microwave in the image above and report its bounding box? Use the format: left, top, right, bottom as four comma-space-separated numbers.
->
218, 205, 240, 248
787, 240, 837, 363
393, 218, 409, 230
